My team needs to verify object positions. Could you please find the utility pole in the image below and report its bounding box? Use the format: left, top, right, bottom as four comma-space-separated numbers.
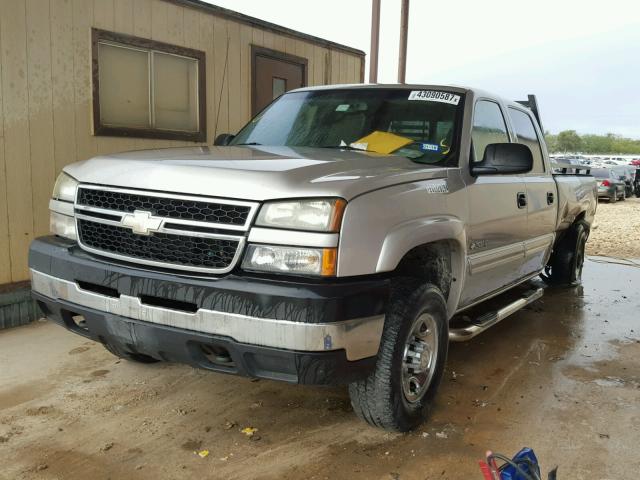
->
397, 0, 409, 83
369, 0, 381, 83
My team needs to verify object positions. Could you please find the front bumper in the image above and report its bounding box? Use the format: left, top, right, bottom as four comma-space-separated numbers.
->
29, 236, 389, 384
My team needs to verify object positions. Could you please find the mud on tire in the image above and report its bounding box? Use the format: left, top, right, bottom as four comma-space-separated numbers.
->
348, 278, 449, 432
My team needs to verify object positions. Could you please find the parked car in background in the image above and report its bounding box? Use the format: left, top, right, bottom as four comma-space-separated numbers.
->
592, 168, 626, 202
612, 165, 636, 197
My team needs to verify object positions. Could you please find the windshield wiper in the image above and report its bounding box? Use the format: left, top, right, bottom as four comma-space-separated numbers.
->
321, 145, 371, 152
234, 142, 262, 146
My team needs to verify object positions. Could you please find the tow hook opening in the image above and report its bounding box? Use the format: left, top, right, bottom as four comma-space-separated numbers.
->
61, 309, 89, 332
200, 344, 235, 368
71, 314, 88, 331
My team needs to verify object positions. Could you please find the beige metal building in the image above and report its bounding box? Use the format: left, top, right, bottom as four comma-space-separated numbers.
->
0, 0, 364, 326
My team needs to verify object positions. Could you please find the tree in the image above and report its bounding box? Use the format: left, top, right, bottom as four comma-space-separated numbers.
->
555, 130, 582, 153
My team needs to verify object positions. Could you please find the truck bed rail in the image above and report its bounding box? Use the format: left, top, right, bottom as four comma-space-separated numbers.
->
551, 161, 592, 175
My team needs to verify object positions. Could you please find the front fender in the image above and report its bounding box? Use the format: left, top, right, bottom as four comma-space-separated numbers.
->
336, 179, 468, 317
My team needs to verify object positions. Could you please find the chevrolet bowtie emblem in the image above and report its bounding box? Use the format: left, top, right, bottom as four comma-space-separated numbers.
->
121, 210, 163, 235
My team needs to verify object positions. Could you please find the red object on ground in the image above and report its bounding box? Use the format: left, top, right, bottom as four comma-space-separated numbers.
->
479, 460, 494, 479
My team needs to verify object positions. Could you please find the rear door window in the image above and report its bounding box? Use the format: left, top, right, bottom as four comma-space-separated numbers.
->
509, 108, 545, 173
471, 101, 509, 163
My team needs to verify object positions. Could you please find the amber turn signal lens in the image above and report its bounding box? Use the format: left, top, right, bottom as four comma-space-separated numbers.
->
321, 248, 337, 276
329, 199, 347, 232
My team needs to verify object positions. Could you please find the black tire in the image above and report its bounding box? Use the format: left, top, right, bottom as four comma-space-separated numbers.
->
103, 343, 159, 364
620, 191, 626, 201
348, 279, 449, 432
543, 220, 589, 286
610, 193, 617, 203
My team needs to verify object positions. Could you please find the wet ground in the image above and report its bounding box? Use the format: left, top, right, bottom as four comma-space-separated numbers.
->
1, 258, 639, 480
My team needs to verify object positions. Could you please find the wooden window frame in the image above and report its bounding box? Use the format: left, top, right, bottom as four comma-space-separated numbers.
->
92, 28, 207, 142
251, 45, 308, 116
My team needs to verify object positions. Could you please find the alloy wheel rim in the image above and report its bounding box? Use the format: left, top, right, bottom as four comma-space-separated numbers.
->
402, 313, 439, 403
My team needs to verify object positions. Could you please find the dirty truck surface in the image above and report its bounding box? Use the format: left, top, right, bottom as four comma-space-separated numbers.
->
1, 260, 638, 480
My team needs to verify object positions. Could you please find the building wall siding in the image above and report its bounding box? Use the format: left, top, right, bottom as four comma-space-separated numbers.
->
0, 0, 364, 285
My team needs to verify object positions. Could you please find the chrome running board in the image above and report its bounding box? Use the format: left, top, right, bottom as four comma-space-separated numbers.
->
449, 287, 544, 342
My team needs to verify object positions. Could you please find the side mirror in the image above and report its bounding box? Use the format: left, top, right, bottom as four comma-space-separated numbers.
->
214, 133, 235, 146
471, 143, 533, 176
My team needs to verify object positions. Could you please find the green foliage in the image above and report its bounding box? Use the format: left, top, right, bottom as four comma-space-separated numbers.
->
556, 130, 582, 152
547, 130, 640, 154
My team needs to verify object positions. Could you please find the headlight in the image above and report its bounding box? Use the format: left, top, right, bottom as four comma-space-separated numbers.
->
256, 198, 346, 232
242, 244, 337, 276
50, 211, 77, 240
52, 172, 78, 202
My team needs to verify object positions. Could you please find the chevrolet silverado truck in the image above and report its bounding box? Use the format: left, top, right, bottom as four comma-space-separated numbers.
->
30, 85, 596, 431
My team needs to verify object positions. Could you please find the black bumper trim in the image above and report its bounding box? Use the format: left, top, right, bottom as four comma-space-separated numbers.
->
34, 292, 377, 385
29, 236, 389, 324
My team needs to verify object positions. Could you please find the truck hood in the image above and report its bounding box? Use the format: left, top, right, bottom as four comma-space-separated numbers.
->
64, 146, 449, 201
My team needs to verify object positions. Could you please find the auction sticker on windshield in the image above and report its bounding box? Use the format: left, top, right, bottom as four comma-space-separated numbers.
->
408, 90, 461, 105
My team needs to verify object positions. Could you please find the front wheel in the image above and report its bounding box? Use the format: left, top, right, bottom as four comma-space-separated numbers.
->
348, 279, 449, 432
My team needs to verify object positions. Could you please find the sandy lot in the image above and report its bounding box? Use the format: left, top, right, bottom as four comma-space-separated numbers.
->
1, 260, 639, 479
587, 197, 640, 258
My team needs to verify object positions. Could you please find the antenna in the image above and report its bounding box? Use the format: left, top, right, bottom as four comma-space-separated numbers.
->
214, 38, 230, 139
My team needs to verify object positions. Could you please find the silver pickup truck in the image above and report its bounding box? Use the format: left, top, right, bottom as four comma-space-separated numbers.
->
30, 85, 596, 431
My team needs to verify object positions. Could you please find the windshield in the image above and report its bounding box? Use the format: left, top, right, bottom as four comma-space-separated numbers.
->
231, 88, 463, 164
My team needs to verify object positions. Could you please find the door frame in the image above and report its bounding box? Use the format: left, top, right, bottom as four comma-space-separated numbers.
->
251, 45, 308, 116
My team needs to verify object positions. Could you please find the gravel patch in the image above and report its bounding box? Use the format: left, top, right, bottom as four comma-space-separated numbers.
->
587, 197, 640, 259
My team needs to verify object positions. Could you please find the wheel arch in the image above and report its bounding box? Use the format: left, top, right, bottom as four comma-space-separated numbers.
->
376, 216, 467, 317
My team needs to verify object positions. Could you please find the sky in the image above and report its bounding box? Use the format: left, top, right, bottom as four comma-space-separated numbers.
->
207, 0, 640, 138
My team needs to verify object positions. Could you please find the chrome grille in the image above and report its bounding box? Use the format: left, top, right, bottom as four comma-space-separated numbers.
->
77, 188, 251, 227
74, 185, 258, 274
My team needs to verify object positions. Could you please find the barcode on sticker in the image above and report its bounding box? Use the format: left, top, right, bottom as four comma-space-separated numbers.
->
408, 90, 461, 105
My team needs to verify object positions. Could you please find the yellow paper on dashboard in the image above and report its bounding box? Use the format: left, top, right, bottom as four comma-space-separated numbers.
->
351, 131, 413, 154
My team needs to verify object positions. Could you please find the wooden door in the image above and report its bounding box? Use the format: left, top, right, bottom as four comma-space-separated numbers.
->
251, 46, 307, 115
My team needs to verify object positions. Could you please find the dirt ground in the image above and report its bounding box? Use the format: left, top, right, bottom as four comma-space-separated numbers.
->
1, 259, 639, 480
587, 197, 640, 258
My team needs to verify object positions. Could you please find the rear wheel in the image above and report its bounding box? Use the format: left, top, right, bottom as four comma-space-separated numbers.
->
543, 220, 589, 286
610, 192, 617, 203
103, 343, 159, 364
348, 279, 449, 432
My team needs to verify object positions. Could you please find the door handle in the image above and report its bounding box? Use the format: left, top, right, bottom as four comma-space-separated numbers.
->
547, 192, 555, 204
517, 192, 527, 209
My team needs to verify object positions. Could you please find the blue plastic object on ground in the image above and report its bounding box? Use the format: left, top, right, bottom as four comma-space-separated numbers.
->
500, 448, 540, 480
